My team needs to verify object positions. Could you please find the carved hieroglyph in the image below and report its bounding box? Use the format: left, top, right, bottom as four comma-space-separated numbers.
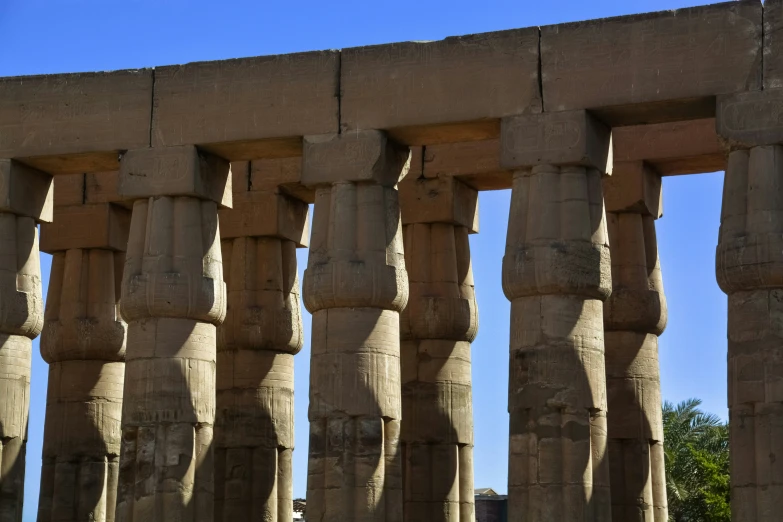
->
603, 162, 668, 522
214, 162, 308, 522
501, 110, 613, 522
302, 131, 410, 521
0, 160, 50, 522
399, 176, 479, 522
115, 146, 229, 522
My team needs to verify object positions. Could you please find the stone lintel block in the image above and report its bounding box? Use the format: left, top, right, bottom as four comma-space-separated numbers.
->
119, 145, 232, 207
500, 110, 611, 171
0, 159, 53, 222
422, 139, 512, 191
717, 88, 783, 149
302, 131, 411, 187
341, 29, 541, 144
152, 51, 339, 150
219, 190, 310, 247
603, 161, 662, 217
612, 118, 724, 176
0, 70, 153, 161
40, 203, 130, 253
399, 176, 478, 233
541, 1, 761, 121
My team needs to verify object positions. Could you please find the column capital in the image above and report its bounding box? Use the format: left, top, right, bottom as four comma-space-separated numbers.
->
399, 176, 478, 232
302, 130, 411, 187
0, 159, 53, 222
500, 109, 611, 172
603, 161, 663, 218
604, 213, 667, 334
119, 145, 232, 207
717, 88, 783, 149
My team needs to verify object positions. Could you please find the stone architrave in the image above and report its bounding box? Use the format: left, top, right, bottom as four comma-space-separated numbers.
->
716, 89, 783, 521
500, 110, 613, 522
301, 130, 411, 522
214, 162, 308, 522
603, 162, 668, 522
37, 173, 131, 522
0, 160, 50, 522
398, 176, 479, 522
114, 145, 230, 522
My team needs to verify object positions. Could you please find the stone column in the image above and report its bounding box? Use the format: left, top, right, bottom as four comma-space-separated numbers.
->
602, 162, 668, 522
37, 173, 131, 522
214, 161, 309, 522
716, 89, 783, 521
302, 131, 410, 522
115, 146, 230, 522
0, 160, 50, 522
499, 110, 613, 522
398, 176, 479, 522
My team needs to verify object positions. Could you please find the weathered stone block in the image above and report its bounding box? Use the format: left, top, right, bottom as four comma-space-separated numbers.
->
119, 145, 232, 206
341, 29, 541, 144
0, 70, 153, 174
541, 1, 761, 122
86, 171, 124, 205
40, 204, 130, 253
603, 161, 662, 217
613, 118, 724, 176
249, 157, 301, 191
219, 191, 309, 247
248, 156, 313, 202
422, 139, 511, 191
0, 160, 53, 222
152, 52, 338, 159
764, 0, 783, 90
53, 174, 84, 207
501, 110, 611, 171
717, 88, 783, 148
399, 177, 478, 232
302, 131, 411, 187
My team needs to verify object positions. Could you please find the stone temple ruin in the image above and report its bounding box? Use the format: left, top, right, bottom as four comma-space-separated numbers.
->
0, 0, 779, 521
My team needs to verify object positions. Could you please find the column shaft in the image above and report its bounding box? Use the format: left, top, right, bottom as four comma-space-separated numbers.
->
716, 146, 783, 521
604, 211, 667, 522
115, 146, 229, 522
215, 168, 307, 522
302, 131, 410, 522
36, 174, 131, 522
399, 177, 479, 522
38, 249, 127, 522
500, 110, 613, 522
0, 161, 50, 522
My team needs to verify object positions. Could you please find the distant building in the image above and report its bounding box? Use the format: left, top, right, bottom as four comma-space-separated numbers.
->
475, 488, 508, 522
293, 499, 306, 520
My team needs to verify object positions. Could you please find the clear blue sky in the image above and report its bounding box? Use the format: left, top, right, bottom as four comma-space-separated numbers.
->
0, 1, 728, 520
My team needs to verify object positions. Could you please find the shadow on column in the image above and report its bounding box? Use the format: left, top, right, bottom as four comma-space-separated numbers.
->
0, 213, 43, 522
214, 352, 294, 522
307, 311, 407, 522
400, 350, 469, 522
37, 364, 119, 522
117, 319, 217, 521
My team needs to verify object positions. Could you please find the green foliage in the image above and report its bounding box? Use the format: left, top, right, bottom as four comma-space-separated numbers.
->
663, 399, 730, 522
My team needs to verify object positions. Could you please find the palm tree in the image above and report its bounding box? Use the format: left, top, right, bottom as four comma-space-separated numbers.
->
663, 399, 730, 522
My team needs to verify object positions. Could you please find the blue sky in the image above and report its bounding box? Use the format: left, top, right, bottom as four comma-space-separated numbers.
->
0, 0, 727, 519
